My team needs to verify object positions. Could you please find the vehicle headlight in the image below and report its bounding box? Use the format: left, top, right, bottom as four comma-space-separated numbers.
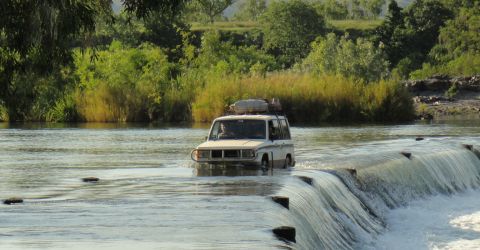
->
197, 150, 210, 158
242, 149, 255, 158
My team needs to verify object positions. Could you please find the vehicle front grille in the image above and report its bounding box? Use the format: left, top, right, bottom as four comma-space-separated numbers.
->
212, 150, 223, 158
203, 149, 253, 160
224, 150, 239, 158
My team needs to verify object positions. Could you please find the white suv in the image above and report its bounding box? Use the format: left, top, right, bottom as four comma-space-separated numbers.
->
191, 99, 295, 168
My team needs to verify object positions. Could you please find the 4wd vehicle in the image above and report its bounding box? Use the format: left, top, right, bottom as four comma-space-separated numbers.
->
191, 99, 295, 168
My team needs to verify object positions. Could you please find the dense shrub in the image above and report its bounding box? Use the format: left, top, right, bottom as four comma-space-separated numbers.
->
410, 5, 480, 79
194, 29, 281, 75
1, 65, 76, 122
72, 42, 185, 122
299, 33, 389, 83
410, 53, 480, 79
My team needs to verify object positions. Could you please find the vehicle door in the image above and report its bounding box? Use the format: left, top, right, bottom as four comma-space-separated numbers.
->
268, 119, 282, 168
279, 119, 294, 165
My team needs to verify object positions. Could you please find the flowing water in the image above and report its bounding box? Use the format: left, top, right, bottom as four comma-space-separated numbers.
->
3, 116, 480, 249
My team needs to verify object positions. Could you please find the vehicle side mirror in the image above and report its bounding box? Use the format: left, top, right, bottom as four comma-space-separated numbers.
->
205, 136, 208, 140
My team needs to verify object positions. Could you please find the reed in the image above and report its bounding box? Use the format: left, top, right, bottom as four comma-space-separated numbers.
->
161, 86, 194, 122
0, 106, 5, 122
46, 95, 78, 122
191, 72, 414, 122
74, 82, 151, 122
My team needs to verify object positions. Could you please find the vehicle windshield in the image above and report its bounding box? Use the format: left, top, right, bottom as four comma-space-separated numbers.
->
209, 119, 266, 140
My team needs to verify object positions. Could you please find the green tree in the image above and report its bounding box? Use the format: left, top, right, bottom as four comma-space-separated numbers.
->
193, 0, 237, 24
193, 29, 280, 74
312, 0, 349, 20
122, 0, 188, 20
439, 5, 480, 57
439, 0, 477, 14
425, 44, 452, 66
370, 0, 453, 78
260, 0, 327, 64
0, 1, 102, 103
346, 0, 386, 20
301, 33, 389, 83
234, 0, 268, 21
0, 0, 187, 113
370, 0, 405, 67
416, 4, 480, 75
401, 0, 453, 73
363, 0, 387, 20
348, 0, 367, 19
144, 12, 191, 62
93, 12, 145, 48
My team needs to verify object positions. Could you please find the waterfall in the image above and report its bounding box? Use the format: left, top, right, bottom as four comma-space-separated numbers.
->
268, 143, 480, 249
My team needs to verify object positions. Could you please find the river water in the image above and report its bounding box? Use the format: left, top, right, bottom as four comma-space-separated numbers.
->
2, 116, 480, 249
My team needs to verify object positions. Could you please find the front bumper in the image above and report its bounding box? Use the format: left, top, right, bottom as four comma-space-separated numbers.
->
191, 149, 259, 164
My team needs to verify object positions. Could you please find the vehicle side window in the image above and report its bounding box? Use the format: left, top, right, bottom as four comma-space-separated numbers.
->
268, 120, 280, 140
209, 122, 221, 139
280, 120, 291, 139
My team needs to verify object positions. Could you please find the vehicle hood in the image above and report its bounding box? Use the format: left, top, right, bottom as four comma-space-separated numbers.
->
196, 140, 265, 149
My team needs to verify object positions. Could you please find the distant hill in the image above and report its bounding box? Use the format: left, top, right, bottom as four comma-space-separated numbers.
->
224, 0, 415, 18
112, 0, 415, 18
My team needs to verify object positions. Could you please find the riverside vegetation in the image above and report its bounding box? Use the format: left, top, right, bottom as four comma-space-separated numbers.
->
1, 0, 479, 123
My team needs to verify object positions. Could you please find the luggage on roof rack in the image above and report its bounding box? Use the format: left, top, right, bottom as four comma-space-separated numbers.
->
229, 98, 282, 114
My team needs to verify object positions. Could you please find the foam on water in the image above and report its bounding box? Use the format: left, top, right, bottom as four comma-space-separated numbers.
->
273, 141, 480, 249
367, 189, 480, 250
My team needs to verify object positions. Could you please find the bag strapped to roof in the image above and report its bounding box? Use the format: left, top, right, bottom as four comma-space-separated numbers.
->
229, 98, 283, 115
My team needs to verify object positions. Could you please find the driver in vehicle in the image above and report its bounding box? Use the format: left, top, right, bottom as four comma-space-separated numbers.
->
218, 123, 234, 139
268, 121, 276, 140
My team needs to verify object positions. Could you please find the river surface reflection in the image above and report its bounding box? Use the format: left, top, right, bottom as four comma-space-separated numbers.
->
2, 116, 480, 249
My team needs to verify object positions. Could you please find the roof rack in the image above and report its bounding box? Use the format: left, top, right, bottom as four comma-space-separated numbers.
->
227, 98, 286, 117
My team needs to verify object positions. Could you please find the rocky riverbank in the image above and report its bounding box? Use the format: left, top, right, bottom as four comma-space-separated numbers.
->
404, 75, 480, 119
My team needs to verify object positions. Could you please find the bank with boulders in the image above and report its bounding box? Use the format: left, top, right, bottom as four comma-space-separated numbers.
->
403, 74, 480, 119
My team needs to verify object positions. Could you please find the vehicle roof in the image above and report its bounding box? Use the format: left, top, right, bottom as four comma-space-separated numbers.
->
213, 114, 286, 121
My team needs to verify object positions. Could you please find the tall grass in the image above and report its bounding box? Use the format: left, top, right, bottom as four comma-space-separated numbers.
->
4, 69, 414, 123
74, 82, 152, 122
46, 95, 78, 122
72, 79, 194, 122
192, 72, 414, 122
